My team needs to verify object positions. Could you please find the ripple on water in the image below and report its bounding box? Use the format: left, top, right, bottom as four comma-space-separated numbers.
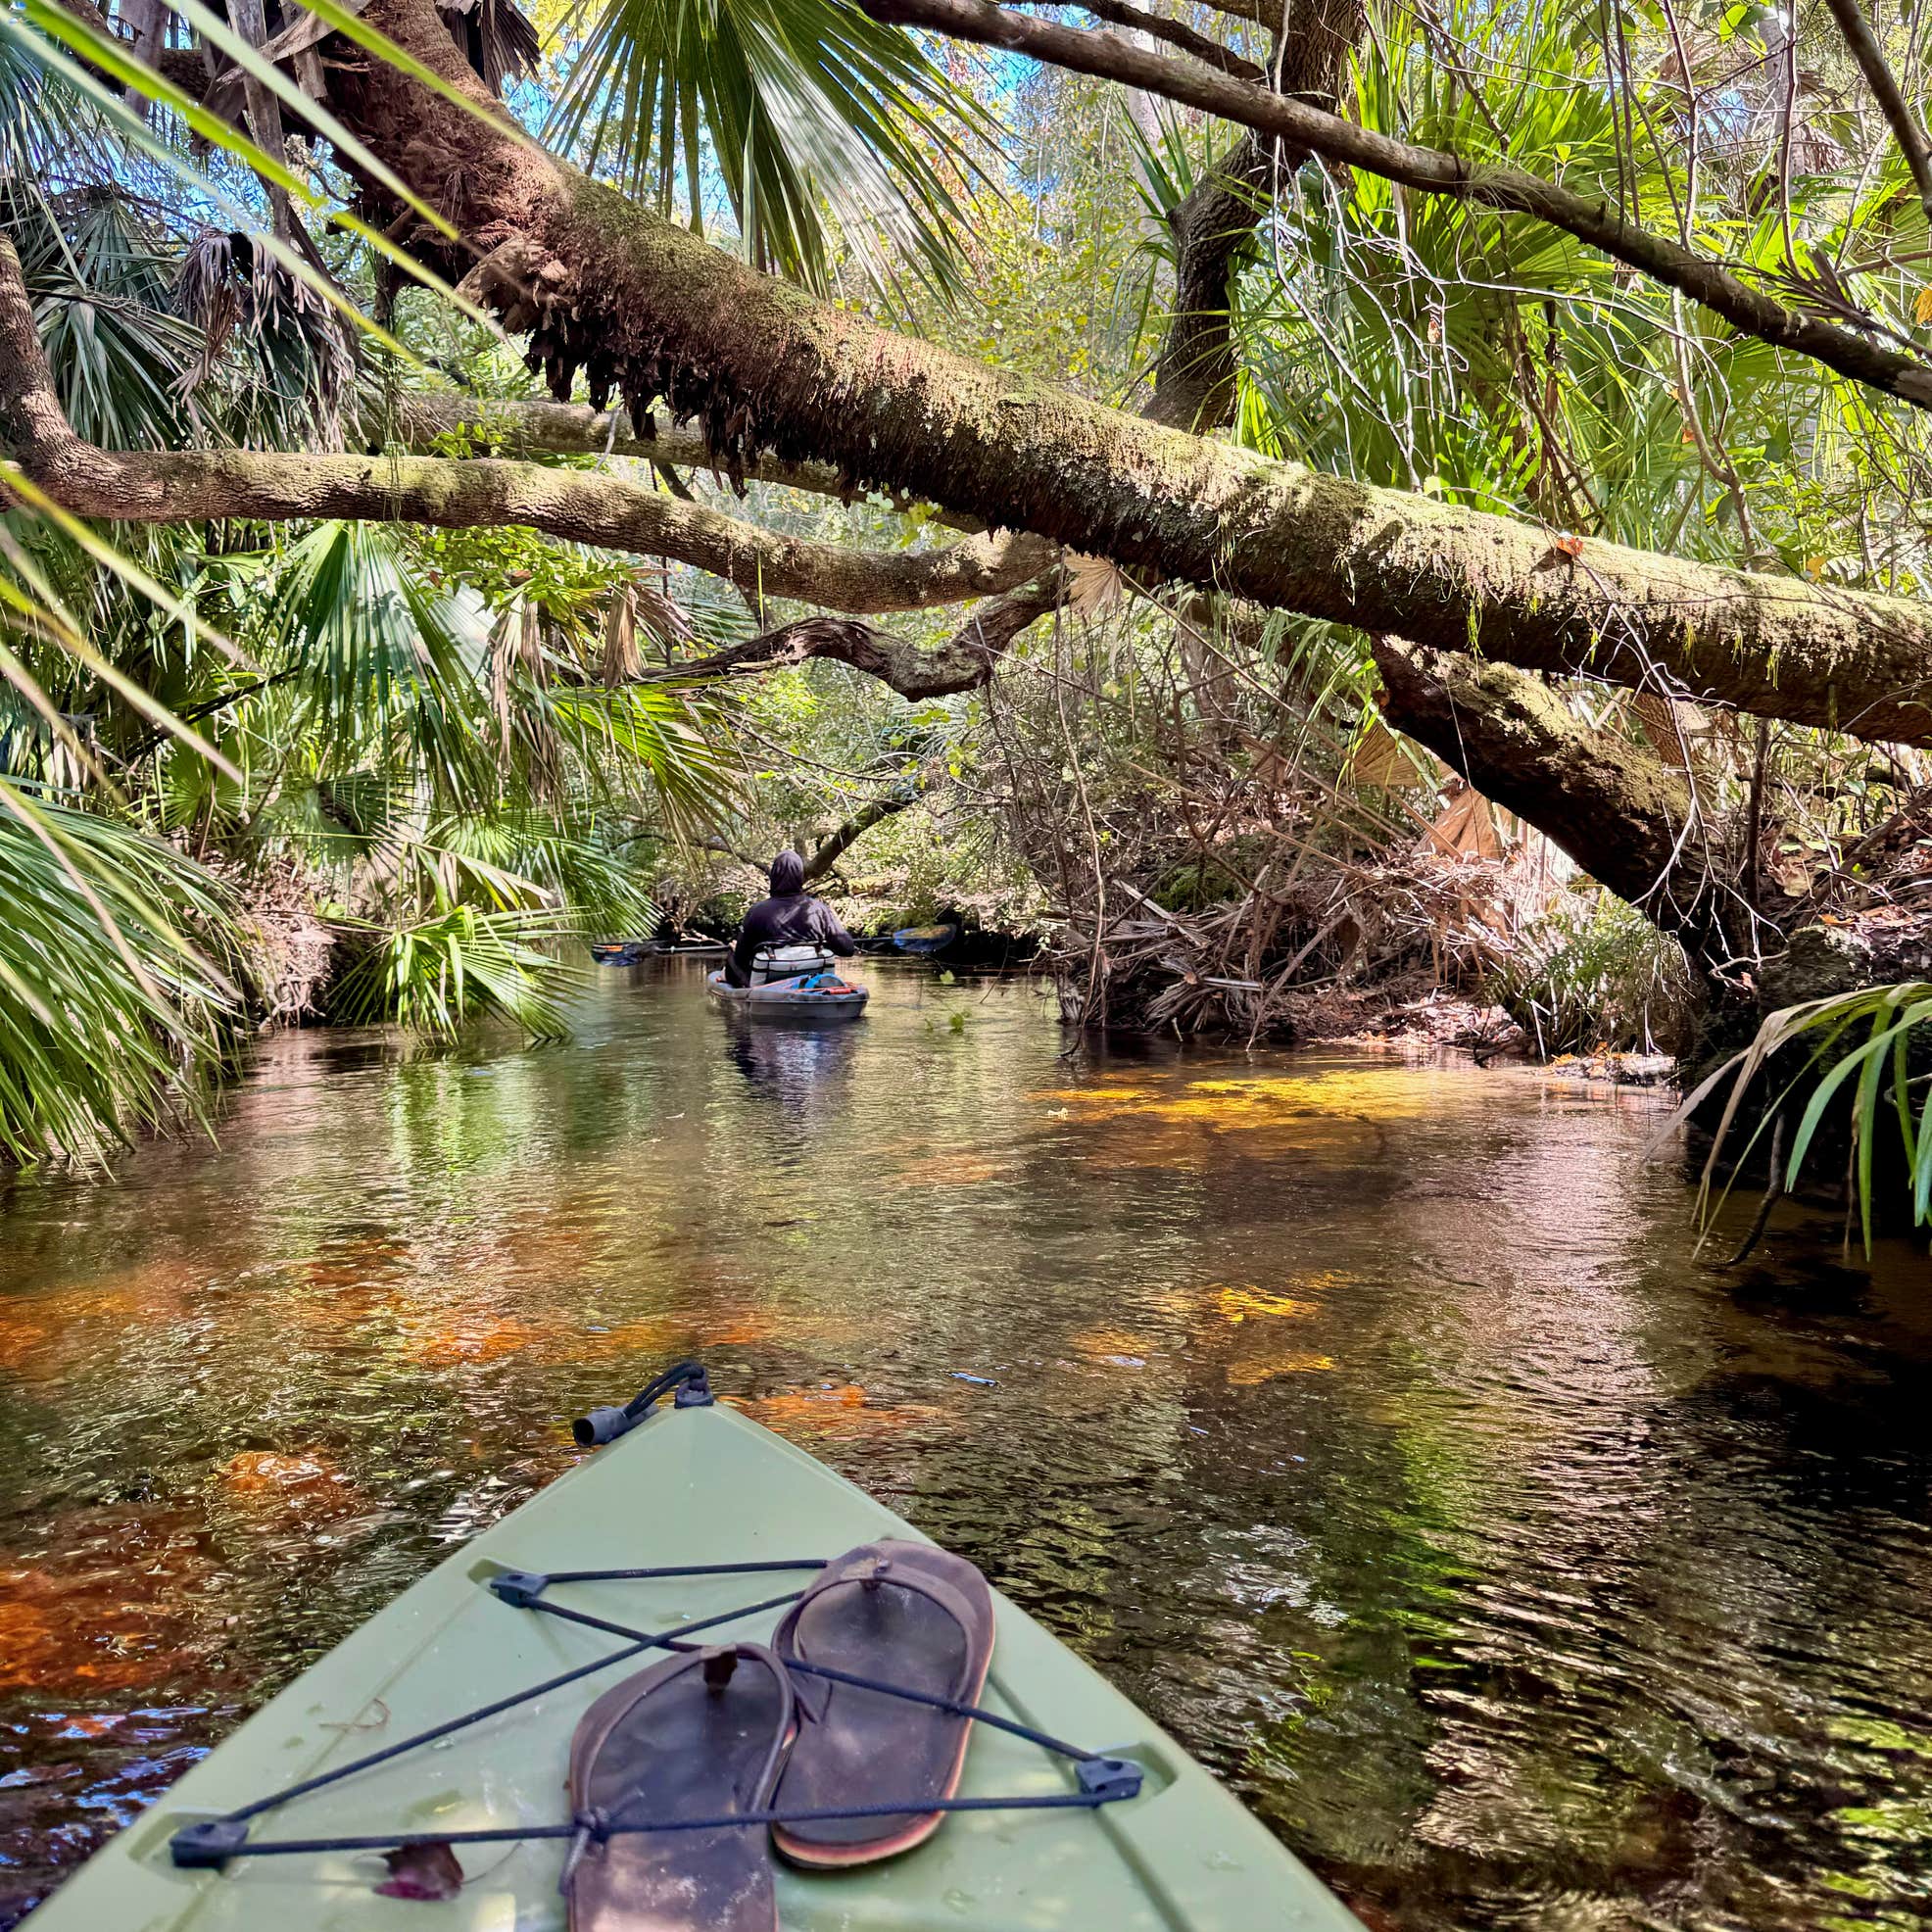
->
1, 974, 1931, 1931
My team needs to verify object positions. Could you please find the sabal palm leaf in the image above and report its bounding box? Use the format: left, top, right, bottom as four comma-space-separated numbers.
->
268, 520, 499, 797
542, 680, 737, 835
0, 779, 238, 1166
329, 902, 577, 1039
174, 228, 360, 447
424, 804, 662, 930
546, 0, 996, 294
5, 182, 203, 450
0, 17, 113, 180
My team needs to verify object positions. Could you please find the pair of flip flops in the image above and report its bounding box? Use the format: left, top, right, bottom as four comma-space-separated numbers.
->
564, 1539, 994, 1932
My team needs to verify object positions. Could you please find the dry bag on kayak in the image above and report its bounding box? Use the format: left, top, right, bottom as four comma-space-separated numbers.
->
750, 944, 836, 986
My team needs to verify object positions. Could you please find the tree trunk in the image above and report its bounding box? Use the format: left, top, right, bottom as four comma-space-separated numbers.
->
803, 774, 931, 882
1147, 0, 1363, 431
1372, 638, 1771, 979
308, 0, 1932, 749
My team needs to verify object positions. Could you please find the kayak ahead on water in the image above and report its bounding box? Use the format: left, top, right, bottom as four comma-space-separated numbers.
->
705, 944, 869, 1023
890, 922, 958, 956
31, 1361, 1362, 1931
592, 940, 731, 964
705, 969, 869, 1021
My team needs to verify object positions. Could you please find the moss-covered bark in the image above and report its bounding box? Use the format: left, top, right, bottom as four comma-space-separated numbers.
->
1373, 639, 1767, 977
323, 0, 1932, 747
0, 249, 1048, 618
644, 578, 1064, 699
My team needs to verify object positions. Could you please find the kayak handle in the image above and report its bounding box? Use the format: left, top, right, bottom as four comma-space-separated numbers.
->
573, 1406, 636, 1448
572, 1359, 713, 1448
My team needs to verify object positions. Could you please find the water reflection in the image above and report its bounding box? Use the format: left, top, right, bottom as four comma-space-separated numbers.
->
2, 960, 1931, 1929
724, 1012, 862, 1126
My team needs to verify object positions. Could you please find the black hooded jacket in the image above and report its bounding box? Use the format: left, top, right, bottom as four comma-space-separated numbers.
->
726, 853, 857, 985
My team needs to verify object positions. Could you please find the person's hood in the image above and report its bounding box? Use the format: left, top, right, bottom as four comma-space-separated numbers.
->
769, 850, 805, 894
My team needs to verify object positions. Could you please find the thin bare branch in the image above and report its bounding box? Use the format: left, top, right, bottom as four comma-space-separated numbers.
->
1822, 0, 1932, 225
862, 0, 1932, 409
1043, 0, 1266, 81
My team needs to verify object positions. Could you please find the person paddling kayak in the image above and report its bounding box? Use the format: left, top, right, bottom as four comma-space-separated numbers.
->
726, 850, 857, 987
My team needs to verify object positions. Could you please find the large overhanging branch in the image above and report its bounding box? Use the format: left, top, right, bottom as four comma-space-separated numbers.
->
308, 0, 1932, 749
860, 0, 1932, 411
387, 393, 964, 525
0, 252, 1050, 619
1372, 639, 1759, 975
20, 440, 1045, 614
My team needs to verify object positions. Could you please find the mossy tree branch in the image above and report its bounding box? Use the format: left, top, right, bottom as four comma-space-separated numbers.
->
1372, 638, 1772, 975
635, 577, 1066, 700
0, 242, 1050, 618
311, 0, 1932, 747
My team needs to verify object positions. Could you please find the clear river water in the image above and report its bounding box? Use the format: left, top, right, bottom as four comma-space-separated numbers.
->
1, 958, 1930, 1929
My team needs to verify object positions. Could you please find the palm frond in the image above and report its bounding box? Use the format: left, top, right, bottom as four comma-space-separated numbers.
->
5, 181, 203, 449
266, 520, 497, 795
175, 227, 359, 445
0, 779, 239, 1166
329, 903, 577, 1039
546, 0, 997, 295
1673, 982, 1932, 1252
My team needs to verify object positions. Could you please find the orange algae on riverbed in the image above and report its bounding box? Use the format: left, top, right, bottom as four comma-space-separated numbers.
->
214, 1450, 377, 1537
1070, 1327, 1159, 1366
1023, 1071, 1437, 1174
739, 1383, 941, 1441
0, 1506, 221, 1694
1215, 1285, 1321, 1322
884, 1151, 1014, 1188
1224, 1347, 1337, 1384
217, 1450, 355, 1498
401, 1314, 547, 1367
0, 1266, 207, 1380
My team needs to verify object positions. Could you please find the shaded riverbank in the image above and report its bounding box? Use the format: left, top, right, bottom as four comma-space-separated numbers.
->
2, 960, 1930, 1928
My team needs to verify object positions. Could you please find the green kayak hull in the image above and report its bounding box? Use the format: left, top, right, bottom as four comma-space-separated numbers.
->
31, 1399, 1359, 1931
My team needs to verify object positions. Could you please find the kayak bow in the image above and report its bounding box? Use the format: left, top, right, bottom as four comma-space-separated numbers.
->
32, 1366, 1360, 1931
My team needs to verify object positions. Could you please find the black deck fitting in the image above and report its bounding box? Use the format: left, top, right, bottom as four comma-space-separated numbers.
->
170, 1818, 250, 1870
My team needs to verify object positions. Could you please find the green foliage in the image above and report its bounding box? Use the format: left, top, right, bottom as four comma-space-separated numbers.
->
1484, 894, 1698, 1059
266, 519, 494, 794
896, 68, 1155, 398
544, 0, 994, 294
5, 182, 201, 450
330, 903, 577, 1040
1679, 982, 1932, 1251
0, 182, 739, 1118
1199, 0, 1932, 588
0, 783, 239, 1166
